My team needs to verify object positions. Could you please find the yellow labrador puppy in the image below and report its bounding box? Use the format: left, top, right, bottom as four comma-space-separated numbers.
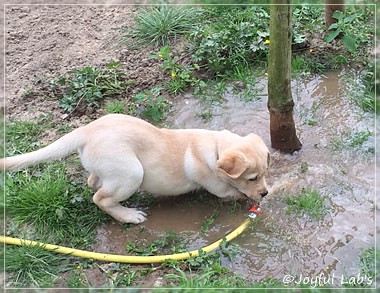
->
1, 114, 270, 224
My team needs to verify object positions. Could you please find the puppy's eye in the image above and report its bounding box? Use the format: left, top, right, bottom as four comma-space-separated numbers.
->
248, 176, 258, 182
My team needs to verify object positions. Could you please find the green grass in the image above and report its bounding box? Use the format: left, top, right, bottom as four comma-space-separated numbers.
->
105, 100, 126, 114
359, 248, 375, 280
5, 244, 70, 287
286, 188, 329, 220
126, 6, 201, 47
5, 118, 50, 155
6, 162, 110, 247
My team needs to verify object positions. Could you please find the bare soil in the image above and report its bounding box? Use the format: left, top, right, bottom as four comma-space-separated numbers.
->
4, 4, 172, 127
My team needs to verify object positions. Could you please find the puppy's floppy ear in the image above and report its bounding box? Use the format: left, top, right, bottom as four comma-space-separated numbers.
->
217, 152, 250, 179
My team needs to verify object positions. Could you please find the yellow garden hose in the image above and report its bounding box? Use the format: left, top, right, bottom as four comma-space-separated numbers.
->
0, 218, 252, 264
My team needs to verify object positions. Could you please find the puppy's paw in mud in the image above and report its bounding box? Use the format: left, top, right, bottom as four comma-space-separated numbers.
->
124, 208, 147, 224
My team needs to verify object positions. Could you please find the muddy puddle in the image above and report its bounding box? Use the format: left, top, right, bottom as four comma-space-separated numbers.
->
94, 70, 375, 285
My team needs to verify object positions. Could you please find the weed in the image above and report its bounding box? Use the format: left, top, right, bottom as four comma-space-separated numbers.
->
5, 119, 46, 155
126, 231, 186, 256
300, 162, 309, 173
5, 244, 69, 287
67, 266, 88, 288
166, 249, 247, 288
151, 46, 203, 95
165, 268, 216, 287
190, 6, 270, 74
197, 110, 213, 121
286, 188, 329, 220
331, 130, 374, 155
228, 200, 242, 215
344, 66, 375, 113
126, 6, 201, 47
133, 86, 171, 122
201, 210, 218, 234
52, 61, 132, 114
359, 248, 375, 280
324, 7, 374, 56
291, 54, 326, 76
324, 11, 357, 53
105, 100, 126, 114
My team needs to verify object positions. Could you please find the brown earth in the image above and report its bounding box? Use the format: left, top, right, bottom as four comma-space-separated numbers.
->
4, 3, 177, 128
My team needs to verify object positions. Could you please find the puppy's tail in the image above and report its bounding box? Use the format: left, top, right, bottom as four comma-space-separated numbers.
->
0, 129, 83, 171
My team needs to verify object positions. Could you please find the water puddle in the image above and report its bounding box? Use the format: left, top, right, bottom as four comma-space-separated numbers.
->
94, 70, 374, 284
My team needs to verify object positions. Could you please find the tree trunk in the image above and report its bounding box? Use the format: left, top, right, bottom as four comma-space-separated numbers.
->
267, 0, 302, 154
325, 0, 345, 29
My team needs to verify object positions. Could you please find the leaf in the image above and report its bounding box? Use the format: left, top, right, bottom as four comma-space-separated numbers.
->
149, 54, 159, 59
341, 33, 357, 53
344, 14, 356, 23
134, 93, 147, 103
327, 23, 338, 30
106, 61, 122, 68
332, 10, 343, 21
324, 30, 340, 43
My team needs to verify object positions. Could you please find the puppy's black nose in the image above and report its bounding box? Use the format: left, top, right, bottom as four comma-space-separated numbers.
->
260, 190, 268, 197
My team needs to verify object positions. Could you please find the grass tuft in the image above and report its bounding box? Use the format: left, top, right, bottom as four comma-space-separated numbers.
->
6, 162, 109, 247
127, 6, 201, 47
286, 188, 329, 220
5, 244, 69, 287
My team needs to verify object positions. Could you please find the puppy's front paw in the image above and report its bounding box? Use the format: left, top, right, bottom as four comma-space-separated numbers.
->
125, 208, 147, 224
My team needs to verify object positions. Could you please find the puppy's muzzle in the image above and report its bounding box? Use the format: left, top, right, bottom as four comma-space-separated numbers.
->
260, 190, 268, 198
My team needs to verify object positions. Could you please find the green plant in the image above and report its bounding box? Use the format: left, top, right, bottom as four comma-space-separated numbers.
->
127, 6, 201, 47
5, 120, 45, 155
125, 230, 186, 256
133, 86, 171, 122
165, 268, 215, 287
291, 54, 326, 76
201, 210, 218, 234
105, 100, 126, 114
6, 162, 109, 247
359, 248, 375, 280
54, 61, 131, 114
331, 130, 373, 155
324, 11, 357, 53
190, 6, 270, 74
344, 66, 375, 113
151, 46, 203, 95
286, 188, 329, 220
300, 162, 309, 173
5, 244, 69, 287
67, 266, 88, 288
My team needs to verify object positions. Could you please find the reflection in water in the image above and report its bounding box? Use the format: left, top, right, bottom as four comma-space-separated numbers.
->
95, 71, 374, 284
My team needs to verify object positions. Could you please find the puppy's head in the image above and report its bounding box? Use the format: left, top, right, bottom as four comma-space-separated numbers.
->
216, 133, 270, 202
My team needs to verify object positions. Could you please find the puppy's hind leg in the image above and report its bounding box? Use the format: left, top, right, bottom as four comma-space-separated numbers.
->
92, 158, 147, 224
87, 174, 101, 190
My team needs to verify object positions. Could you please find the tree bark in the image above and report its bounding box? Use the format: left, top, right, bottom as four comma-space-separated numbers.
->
267, 0, 302, 154
325, 0, 345, 29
